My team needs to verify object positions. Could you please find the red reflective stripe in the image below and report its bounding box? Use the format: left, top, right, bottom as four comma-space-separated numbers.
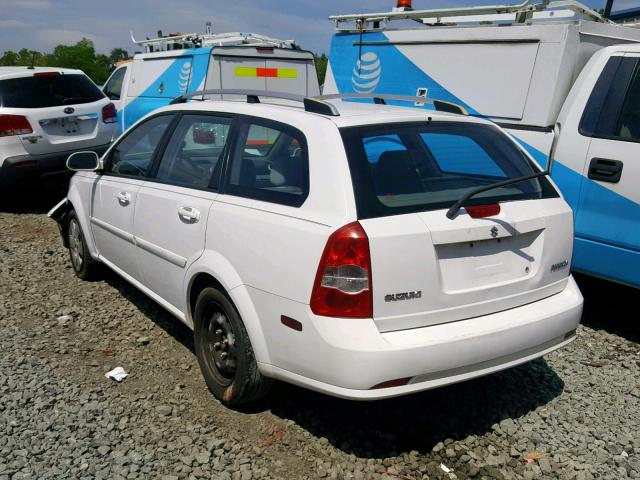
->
246, 139, 271, 145
256, 68, 278, 78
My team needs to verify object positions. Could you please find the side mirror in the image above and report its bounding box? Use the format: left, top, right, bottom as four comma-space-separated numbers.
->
546, 123, 561, 174
67, 151, 100, 171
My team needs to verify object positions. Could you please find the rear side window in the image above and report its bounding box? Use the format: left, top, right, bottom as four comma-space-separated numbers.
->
0, 73, 104, 108
154, 114, 231, 189
225, 118, 309, 207
341, 121, 557, 219
617, 65, 640, 140
107, 115, 173, 178
580, 56, 640, 143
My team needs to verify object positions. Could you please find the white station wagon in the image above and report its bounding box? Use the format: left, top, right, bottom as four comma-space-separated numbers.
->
50, 90, 583, 405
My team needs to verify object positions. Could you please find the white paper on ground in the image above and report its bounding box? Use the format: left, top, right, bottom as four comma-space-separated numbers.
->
105, 367, 128, 382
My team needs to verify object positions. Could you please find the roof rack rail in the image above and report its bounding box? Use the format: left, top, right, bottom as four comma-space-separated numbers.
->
329, 0, 609, 30
317, 93, 468, 115
169, 89, 340, 116
169, 90, 468, 116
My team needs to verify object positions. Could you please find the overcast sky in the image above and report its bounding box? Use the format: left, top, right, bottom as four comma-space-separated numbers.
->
1, 0, 637, 55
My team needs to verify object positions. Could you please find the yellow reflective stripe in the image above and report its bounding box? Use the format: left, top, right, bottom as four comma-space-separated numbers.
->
277, 69, 298, 78
235, 67, 257, 77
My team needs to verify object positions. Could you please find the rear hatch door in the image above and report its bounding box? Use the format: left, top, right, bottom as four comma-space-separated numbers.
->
361, 198, 572, 332
0, 71, 111, 155
340, 119, 572, 332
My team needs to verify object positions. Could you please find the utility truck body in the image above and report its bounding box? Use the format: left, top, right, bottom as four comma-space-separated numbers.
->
325, 1, 640, 287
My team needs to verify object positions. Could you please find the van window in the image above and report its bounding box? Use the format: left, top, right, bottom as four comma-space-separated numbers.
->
154, 115, 231, 189
107, 115, 173, 178
103, 67, 126, 100
0, 73, 104, 108
341, 121, 558, 219
226, 119, 309, 207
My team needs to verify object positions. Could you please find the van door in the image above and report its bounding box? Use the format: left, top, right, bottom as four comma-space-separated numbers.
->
217, 57, 267, 99
102, 64, 130, 133
265, 59, 309, 95
573, 53, 640, 286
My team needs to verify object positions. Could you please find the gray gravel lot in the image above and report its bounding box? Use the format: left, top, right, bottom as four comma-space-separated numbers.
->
1, 200, 639, 480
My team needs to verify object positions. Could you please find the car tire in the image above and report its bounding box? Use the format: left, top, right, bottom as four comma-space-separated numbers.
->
194, 287, 272, 406
67, 211, 99, 280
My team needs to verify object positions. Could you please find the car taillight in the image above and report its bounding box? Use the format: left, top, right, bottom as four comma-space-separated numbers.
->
0, 114, 33, 137
102, 103, 117, 124
310, 222, 372, 318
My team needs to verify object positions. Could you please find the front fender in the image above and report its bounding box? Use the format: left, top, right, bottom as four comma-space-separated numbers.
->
184, 250, 272, 365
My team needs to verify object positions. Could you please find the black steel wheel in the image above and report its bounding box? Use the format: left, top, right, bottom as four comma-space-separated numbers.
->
193, 287, 271, 406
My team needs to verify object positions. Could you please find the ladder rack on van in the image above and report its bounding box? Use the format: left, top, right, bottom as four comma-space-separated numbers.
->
130, 31, 298, 53
169, 89, 469, 117
329, 0, 609, 30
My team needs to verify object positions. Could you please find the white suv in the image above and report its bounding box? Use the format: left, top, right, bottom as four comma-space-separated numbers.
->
0, 67, 117, 191
50, 91, 583, 406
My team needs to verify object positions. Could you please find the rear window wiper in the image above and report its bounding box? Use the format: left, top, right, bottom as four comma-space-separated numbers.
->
446, 170, 550, 219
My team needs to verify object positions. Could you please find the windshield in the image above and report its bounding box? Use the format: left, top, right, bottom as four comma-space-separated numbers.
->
340, 121, 558, 219
0, 73, 104, 108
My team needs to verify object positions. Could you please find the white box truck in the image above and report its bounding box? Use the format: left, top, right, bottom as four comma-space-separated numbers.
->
325, 0, 640, 288
101, 32, 320, 134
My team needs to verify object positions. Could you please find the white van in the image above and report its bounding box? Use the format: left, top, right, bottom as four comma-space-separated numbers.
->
325, 0, 640, 288
102, 32, 320, 134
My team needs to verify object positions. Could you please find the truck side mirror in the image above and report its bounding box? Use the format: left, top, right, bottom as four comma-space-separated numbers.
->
67, 151, 100, 171
546, 123, 561, 175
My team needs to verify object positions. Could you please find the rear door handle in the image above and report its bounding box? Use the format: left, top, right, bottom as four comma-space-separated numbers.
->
117, 191, 131, 205
178, 206, 200, 223
588, 158, 623, 183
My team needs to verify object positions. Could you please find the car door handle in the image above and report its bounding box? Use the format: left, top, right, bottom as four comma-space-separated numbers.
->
178, 206, 200, 223
588, 158, 623, 183
117, 191, 131, 205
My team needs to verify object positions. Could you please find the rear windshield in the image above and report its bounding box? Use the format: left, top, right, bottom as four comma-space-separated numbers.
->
0, 73, 104, 108
340, 121, 558, 219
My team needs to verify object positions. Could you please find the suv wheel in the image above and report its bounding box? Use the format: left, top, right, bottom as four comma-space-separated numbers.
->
67, 212, 98, 280
194, 287, 271, 406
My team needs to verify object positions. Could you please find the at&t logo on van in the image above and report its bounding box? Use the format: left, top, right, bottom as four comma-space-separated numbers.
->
352, 52, 382, 93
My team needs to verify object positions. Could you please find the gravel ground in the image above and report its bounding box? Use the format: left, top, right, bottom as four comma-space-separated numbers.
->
1, 198, 639, 480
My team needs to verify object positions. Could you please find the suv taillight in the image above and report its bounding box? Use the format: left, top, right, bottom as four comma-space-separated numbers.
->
102, 103, 117, 124
0, 114, 33, 137
310, 222, 373, 318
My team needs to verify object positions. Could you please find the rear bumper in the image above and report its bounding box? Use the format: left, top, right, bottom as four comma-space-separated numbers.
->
257, 275, 583, 400
0, 143, 110, 189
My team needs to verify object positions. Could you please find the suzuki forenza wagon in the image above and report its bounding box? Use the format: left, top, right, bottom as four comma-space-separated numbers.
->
50, 90, 583, 405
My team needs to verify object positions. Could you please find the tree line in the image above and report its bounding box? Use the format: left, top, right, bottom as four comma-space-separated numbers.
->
0, 38, 328, 85
0, 39, 129, 85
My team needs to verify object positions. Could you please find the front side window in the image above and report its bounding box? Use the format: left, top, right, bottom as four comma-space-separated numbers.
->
226, 119, 309, 207
103, 67, 126, 101
342, 121, 557, 219
154, 115, 231, 189
107, 115, 173, 178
